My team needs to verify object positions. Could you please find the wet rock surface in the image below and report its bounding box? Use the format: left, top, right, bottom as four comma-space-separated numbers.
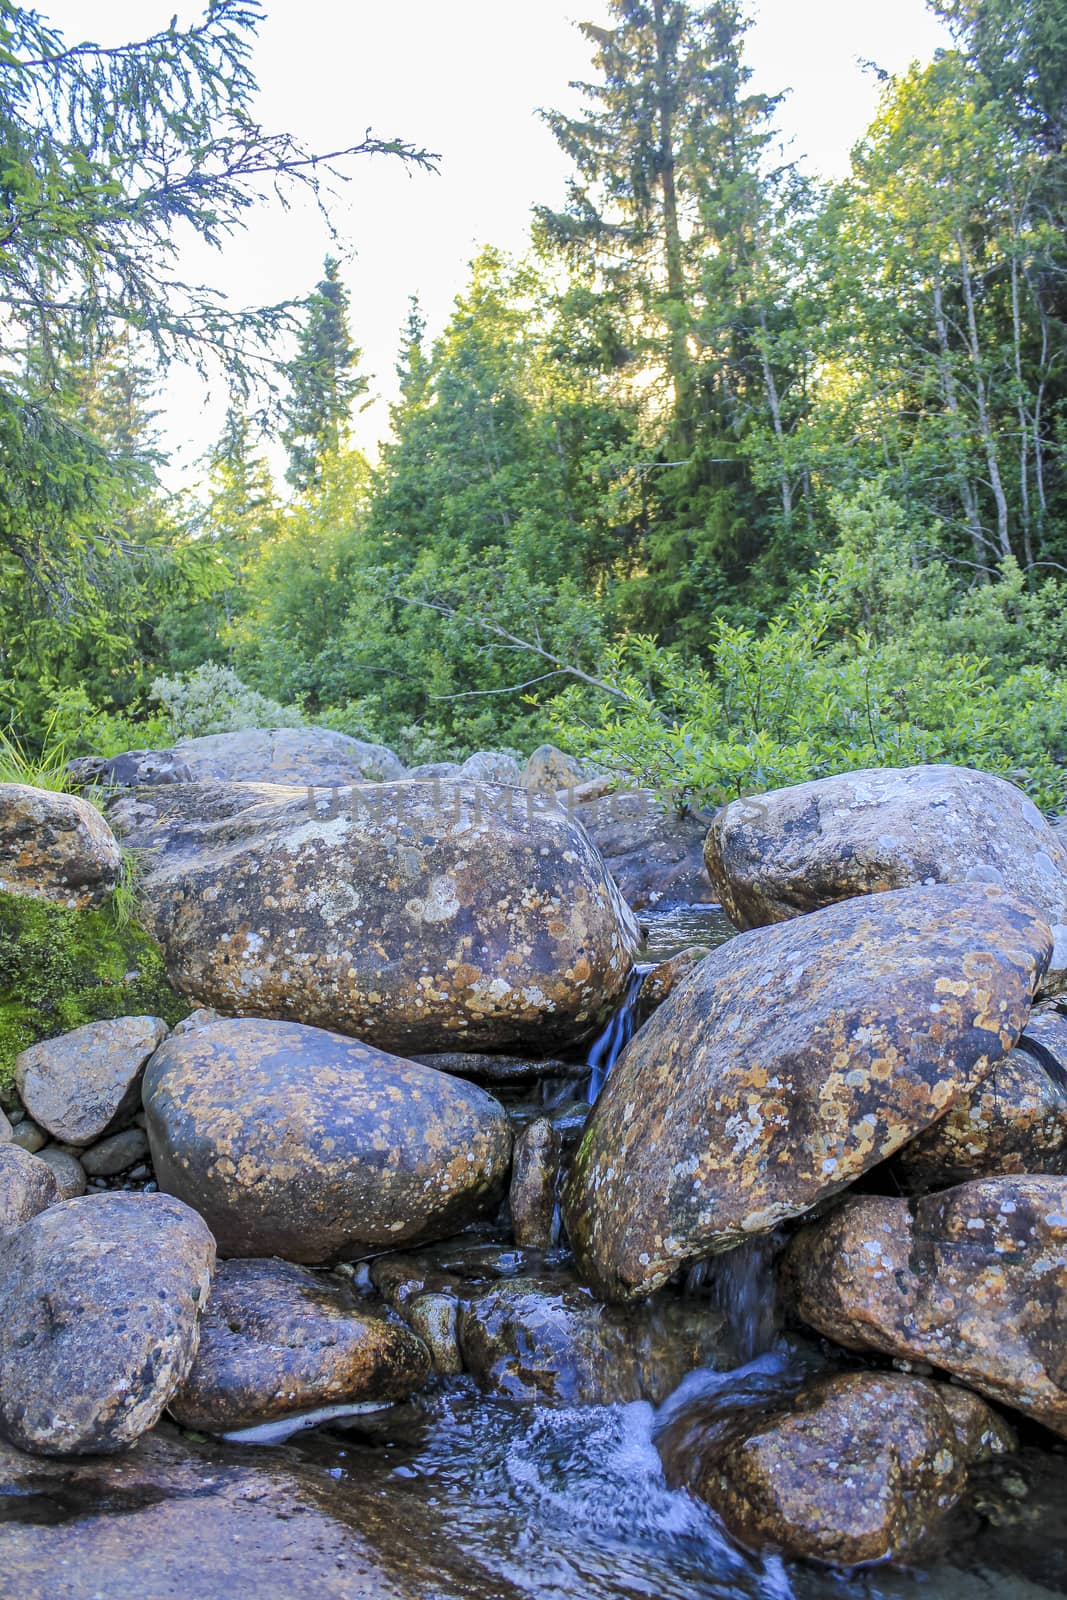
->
0, 1144, 60, 1239
169, 1257, 430, 1432
15, 1015, 169, 1145
565, 883, 1051, 1300
0, 1192, 215, 1455
784, 1176, 1067, 1437
109, 778, 639, 1054
893, 1004, 1067, 1191
144, 1018, 513, 1262
706, 763, 1067, 990
410, 1050, 576, 1084
0, 782, 122, 909
660, 1370, 1013, 1566
509, 1116, 560, 1249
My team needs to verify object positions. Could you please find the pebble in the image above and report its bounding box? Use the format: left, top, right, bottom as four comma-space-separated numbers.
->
82, 1128, 150, 1177
9, 1119, 47, 1154
35, 1147, 88, 1199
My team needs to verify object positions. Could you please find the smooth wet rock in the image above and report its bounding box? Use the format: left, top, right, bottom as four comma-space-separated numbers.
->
405, 1292, 463, 1376
74, 726, 406, 789
410, 1052, 575, 1084
456, 750, 522, 786
510, 1117, 560, 1249
660, 1371, 1012, 1566
109, 779, 639, 1055
0, 782, 122, 909
81, 1126, 150, 1177
169, 1257, 429, 1432
0, 1144, 60, 1239
144, 1018, 513, 1263
706, 764, 1067, 992
570, 786, 715, 909
0, 1192, 215, 1455
564, 884, 1051, 1301
524, 745, 585, 791
893, 1005, 1067, 1191
15, 1016, 169, 1146
35, 1146, 87, 1199
783, 1176, 1067, 1438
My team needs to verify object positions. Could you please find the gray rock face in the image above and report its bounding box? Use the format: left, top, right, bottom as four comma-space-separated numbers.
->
15, 1015, 169, 1145
109, 779, 639, 1055
564, 884, 1051, 1301
81, 1126, 150, 1177
406, 761, 462, 781
0, 1144, 60, 1240
783, 1176, 1067, 1438
706, 764, 1067, 992
659, 1371, 1014, 1566
0, 782, 122, 909
892, 1004, 1067, 1191
169, 1257, 431, 1432
144, 1018, 514, 1263
456, 750, 523, 786
35, 1146, 87, 1199
72, 726, 406, 789
0, 1192, 215, 1455
570, 786, 715, 909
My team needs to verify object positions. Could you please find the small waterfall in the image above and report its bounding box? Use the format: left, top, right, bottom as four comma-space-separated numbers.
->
585, 964, 652, 1103
685, 1235, 782, 1362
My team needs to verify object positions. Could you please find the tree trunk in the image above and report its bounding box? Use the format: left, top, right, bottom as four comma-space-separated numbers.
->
931, 279, 988, 563
956, 230, 1011, 559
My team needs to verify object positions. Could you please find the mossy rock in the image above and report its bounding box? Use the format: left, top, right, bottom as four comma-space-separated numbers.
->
0, 891, 189, 1101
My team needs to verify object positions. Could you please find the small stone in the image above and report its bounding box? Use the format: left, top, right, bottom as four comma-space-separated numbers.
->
8, 1118, 47, 1154
34, 1147, 87, 1199
81, 1126, 150, 1177
0, 1145, 60, 1239
172, 1008, 229, 1037
509, 1117, 560, 1249
15, 1016, 169, 1146
405, 1293, 463, 1376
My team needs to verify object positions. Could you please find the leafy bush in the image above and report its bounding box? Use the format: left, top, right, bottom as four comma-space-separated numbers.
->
149, 662, 304, 739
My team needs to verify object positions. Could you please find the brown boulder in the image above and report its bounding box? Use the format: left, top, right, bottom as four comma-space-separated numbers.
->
0, 1192, 215, 1455
0, 1143, 60, 1239
783, 1176, 1067, 1437
705, 764, 1067, 991
169, 1257, 430, 1432
144, 1018, 513, 1263
109, 779, 638, 1055
564, 884, 1050, 1301
0, 782, 122, 909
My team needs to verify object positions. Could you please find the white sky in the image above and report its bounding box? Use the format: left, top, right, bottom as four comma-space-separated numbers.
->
41, 1, 952, 482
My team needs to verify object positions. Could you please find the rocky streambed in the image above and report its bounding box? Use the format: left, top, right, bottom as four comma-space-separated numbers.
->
2, 750, 1067, 1597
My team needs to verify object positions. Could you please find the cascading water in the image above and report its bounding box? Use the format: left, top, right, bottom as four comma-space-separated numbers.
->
684, 1234, 783, 1363
585, 963, 653, 1102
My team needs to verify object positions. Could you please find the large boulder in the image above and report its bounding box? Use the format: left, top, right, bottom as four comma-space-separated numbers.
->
109, 779, 639, 1055
570, 786, 715, 909
0, 783, 122, 909
456, 750, 522, 786
523, 744, 586, 791
70, 726, 406, 790
705, 764, 1067, 991
659, 1371, 1013, 1566
0, 1143, 60, 1240
168, 1257, 430, 1432
563, 883, 1051, 1301
892, 1004, 1067, 1191
144, 1018, 513, 1263
783, 1176, 1067, 1438
0, 1192, 215, 1455
15, 1015, 169, 1145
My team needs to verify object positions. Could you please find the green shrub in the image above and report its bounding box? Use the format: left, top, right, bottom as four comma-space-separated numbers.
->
149, 662, 304, 739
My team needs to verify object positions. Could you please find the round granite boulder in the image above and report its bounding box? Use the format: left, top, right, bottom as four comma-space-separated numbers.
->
144, 1018, 513, 1263
0, 1191, 215, 1455
168, 1257, 430, 1432
705, 764, 1067, 992
660, 1371, 1013, 1566
564, 883, 1051, 1301
16, 1015, 169, 1146
783, 1176, 1067, 1438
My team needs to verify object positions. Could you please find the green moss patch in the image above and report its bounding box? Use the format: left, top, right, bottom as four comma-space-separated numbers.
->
0, 890, 189, 1100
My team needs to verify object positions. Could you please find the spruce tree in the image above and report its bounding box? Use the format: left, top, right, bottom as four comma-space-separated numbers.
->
280, 257, 368, 491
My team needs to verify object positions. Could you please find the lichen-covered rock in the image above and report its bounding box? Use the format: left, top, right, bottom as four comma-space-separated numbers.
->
0, 783, 122, 910
659, 1372, 1012, 1566
510, 1117, 560, 1249
15, 1015, 169, 1145
783, 1176, 1067, 1438
109, 779, 638, 1055
893, 1005, 1067, 1191
705, 764, 1067, 992
564, 884, 1051, 1302
144, 1018, 513, 1263
456, 750, 522, 786
0, 1143, 60, 1239
71, 726, 406, 789
168, 1257, 430, 1432
0, 1191, 215, 1455
523, 745, 586, 791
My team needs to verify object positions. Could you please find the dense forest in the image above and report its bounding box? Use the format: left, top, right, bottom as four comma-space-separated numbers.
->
4, 0, 1067, 808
